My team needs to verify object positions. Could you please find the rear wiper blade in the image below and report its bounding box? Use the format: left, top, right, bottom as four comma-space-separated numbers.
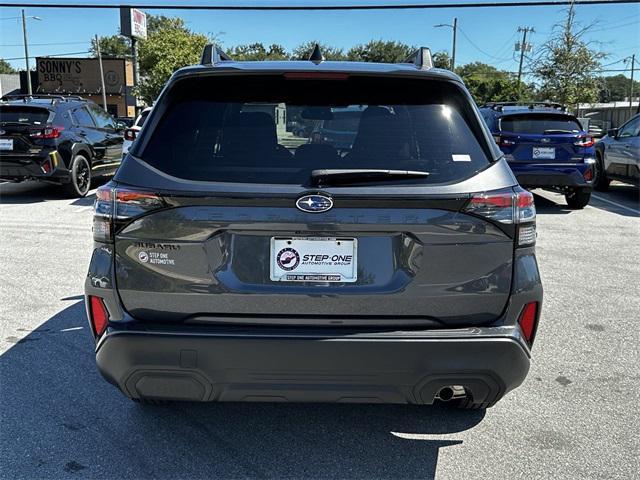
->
543, 129, 575, 134
311, 169, 430, 186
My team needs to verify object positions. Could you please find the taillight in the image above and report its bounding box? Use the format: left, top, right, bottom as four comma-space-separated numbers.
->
93, 185, 164, 242
574, 136, 595, 148
88, 295, 109, 337
464, 187, 536, 247
124, 128, 137, 141
518, 301, 539, 346
30, 126, 63, 139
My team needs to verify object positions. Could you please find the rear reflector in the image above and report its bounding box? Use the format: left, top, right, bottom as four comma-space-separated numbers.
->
518, 302, 538, 345
89, 296, 109, 337
583, 167, 593, 181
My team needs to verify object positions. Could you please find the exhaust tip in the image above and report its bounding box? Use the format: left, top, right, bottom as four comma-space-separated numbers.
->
436, 385, 466, 402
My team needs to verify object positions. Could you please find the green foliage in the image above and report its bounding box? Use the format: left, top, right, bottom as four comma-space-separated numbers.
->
347, 40, 414, 63
533, 6, 606, 106
456, 62, 532, 104
147, 14, 187, 33
432, 51, 452, 70
90, 35, 130, 58
228, 43, 288, 61
0, 58, 17, 74
598, 74, 640, 102
291, 42, 346, 61
135, 18, 208, 104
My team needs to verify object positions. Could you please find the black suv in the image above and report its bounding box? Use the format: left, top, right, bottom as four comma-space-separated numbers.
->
86, 45, 542, 409
0, 94, 124, 197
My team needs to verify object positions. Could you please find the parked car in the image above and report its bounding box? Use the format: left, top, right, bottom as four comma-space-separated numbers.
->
0, 94, 124, 197
594, 114, 640, 190
122, 106, 152, 158
116, 116, 135, 128
85, 45, 542, 410
480, 102, 596, 209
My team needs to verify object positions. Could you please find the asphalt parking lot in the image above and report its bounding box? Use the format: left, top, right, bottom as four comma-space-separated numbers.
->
1, 180, 638, 480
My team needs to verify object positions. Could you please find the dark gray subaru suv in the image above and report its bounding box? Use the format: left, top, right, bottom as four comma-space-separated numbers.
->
85, 45, 542, 409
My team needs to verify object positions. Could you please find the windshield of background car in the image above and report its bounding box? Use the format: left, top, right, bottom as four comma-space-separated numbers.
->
136, 110, 150, 128
138, 75, 492, 185
500, 113, 582, 134
0, 106, 51, 125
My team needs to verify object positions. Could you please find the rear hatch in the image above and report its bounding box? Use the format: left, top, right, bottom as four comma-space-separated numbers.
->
104, 73, 527, 328
0, 105, 54, 159
497, 112, 591, 163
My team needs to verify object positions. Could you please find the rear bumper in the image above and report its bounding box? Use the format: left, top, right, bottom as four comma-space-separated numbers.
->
0, 152, 69, 183
508, 162, 593, 189
95, 325, 531, 405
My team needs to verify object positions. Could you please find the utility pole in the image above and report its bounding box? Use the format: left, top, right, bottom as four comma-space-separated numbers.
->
516, 26, 534, 98
451, 17, 457, 71
21, 9, 31, 95
629, 53, 636, 116
95, 35, 107, 110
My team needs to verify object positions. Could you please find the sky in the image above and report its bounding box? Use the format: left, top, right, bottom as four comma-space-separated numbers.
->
1, 0, 639, 81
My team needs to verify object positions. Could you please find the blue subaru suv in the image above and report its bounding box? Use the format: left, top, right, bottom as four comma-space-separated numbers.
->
480, 102, 596, 209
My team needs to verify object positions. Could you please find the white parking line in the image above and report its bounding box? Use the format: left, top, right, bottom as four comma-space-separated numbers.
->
591, 193, 640, 215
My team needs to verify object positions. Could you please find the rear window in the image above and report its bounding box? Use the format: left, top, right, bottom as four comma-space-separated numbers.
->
138, 75, 491, 185
0, 106, 51, 125
500, 114, 582, 134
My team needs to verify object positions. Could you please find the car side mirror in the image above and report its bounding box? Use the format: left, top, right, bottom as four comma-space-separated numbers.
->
607, 128, 619, 138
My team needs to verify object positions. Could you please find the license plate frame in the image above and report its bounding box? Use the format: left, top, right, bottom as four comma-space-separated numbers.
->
533, 146, 555, 160
0, 139, 14, 151
270, 237, 358, 283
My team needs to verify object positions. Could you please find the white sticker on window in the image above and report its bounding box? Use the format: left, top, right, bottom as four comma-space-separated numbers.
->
452, 154, 471, 162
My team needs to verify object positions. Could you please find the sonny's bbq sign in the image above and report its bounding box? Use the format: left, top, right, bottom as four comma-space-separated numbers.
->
36, 57, 125, 94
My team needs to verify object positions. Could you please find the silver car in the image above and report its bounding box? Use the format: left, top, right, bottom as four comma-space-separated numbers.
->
595, 113, 640, 189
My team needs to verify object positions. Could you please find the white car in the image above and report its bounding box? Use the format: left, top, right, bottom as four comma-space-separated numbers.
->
122, 107, 152, 157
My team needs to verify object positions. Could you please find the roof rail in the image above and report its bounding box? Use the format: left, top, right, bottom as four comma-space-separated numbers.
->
403, 47, 433, 70
482, 101, 567, 112
0, 93, 86, 103
200, 44, 233, 66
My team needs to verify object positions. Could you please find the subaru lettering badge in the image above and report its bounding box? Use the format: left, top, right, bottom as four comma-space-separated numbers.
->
296, 194, 333, 213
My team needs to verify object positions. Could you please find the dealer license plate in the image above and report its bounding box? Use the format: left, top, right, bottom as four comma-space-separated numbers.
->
0, 139, 14, 151
270, 237, 357, 283
532, 147, 555, 160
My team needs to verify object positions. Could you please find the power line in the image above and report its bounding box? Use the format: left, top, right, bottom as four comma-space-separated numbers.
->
0, 0, 638, 10
457, 26, 514, 61
1, 50, 91, 60
0, 41, 90, 47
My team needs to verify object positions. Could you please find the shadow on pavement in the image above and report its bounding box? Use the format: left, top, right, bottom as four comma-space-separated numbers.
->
1, 301, 484, 479
590, 184, 639, 218
0, 178, 107, 205
532, 193, 573, 215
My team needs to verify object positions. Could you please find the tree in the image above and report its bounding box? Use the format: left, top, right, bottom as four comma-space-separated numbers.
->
533, 5, 606, 107
291, 42, 346, 61
0, 59, 17, 74
147, 14, 188, 33
347, 40, 413, 63
598, 74, 640, 102
136, 18, 208, 104
432, 51, 452, 70
90, 35, 130, 58
457, 62, 532, 104
228, 43, 288, 61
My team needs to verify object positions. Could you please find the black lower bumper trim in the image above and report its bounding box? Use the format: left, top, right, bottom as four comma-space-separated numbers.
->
96, 329, 531, 405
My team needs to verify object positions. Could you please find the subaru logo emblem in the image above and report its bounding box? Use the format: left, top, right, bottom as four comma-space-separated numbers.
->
0, 129, 5, 135
540, 138, 551, 143
296, 194, 333, 213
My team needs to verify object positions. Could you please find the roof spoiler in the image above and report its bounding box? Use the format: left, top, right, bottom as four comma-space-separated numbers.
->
404, 47, 433, 70
200, 44, 233, 66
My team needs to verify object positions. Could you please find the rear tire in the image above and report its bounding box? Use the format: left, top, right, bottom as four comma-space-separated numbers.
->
565, 189, 591, 209
593, 152, 610, 191
63, 154, 92, 198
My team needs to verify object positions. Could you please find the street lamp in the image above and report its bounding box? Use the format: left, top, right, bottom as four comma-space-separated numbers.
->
21, 9, 42, 95
434, 17, 457, 71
